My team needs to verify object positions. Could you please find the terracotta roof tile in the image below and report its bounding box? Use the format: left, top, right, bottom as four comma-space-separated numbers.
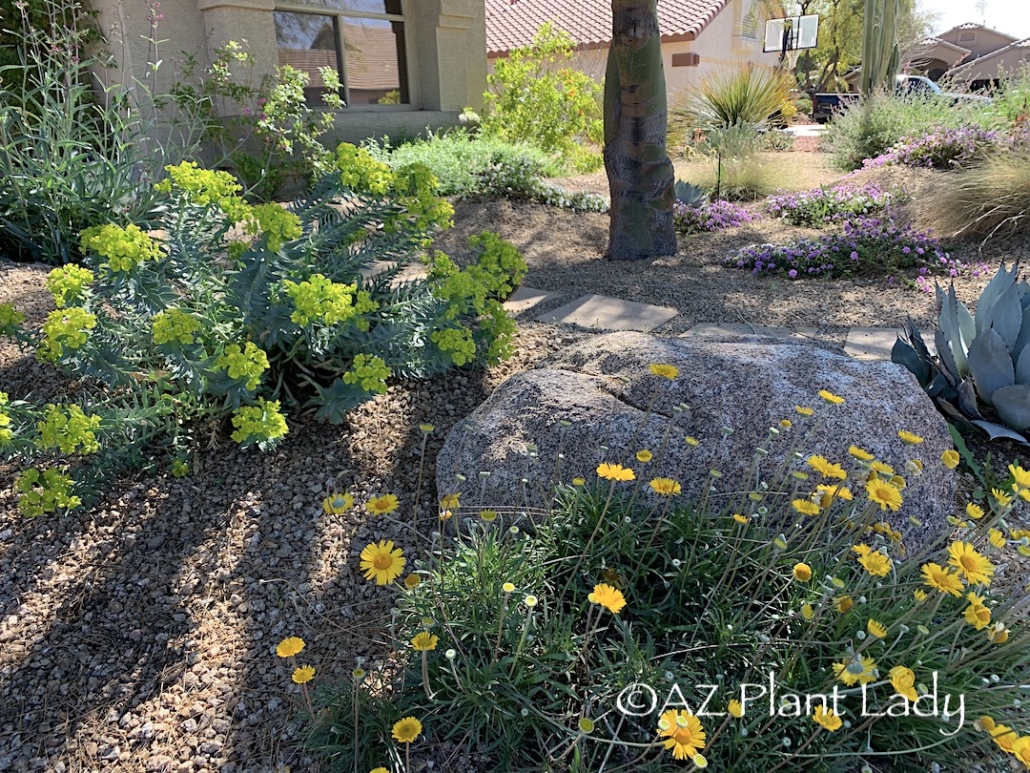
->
486, 0, 732, 55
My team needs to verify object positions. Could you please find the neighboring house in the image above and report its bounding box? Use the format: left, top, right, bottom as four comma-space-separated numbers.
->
485, 0, 783, 99
90, 0, 488, 143
904, 37, 972, 82
949, 37, 1030, 91
843, 23, 1027, 91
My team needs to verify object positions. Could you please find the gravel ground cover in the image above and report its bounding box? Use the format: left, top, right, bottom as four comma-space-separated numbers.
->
1, 152, 1028, 772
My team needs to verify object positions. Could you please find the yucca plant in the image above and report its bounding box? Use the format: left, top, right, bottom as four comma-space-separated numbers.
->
668, 64, 792, 144
893, 262, 1030, 442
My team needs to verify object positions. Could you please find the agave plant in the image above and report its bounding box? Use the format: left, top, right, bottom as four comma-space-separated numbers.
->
893, 262, 1030, 443
674, 179, 708, 207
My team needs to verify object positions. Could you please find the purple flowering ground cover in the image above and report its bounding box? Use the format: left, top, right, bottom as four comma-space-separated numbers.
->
673, 199, 756, 235
765, 182, 896, 228
861, 126, 1003, 171
728, 208, 990, 285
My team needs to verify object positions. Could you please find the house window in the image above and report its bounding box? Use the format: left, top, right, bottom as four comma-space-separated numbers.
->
274, 0, 409, 107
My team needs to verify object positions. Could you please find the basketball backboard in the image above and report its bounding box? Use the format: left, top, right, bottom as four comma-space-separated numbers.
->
763, 14, 819, 54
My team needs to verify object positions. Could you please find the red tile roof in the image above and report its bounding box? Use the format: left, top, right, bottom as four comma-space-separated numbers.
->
486, 0, 733, 56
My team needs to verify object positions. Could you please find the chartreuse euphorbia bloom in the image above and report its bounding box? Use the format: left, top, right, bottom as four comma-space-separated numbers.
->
229, 398, 288, 445
216, 342, 269, 391
38, 308, 97, 362
36, 403, 102, 455
79, 223, 163, 273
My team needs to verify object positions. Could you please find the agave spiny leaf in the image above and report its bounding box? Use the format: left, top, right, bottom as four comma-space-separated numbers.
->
966, 327, 1015, 405
992, 384, 1030, 431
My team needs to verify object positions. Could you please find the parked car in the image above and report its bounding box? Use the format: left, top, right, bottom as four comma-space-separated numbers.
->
811, 75, 990, 123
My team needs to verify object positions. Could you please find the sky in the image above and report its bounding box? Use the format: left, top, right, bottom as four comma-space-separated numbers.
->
922, 0, 1030, 41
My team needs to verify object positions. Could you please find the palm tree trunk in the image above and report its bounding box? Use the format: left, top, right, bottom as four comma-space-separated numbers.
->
604, 0, 676, 261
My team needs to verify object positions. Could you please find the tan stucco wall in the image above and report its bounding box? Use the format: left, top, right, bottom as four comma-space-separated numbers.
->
952, 47, 1030, 83
488, 0, 780, 101
90, 0, 486, 141
938, 27, 1016, 61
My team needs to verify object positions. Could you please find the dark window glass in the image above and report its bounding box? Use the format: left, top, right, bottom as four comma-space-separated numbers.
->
340, 16, 408, 105
274, 11, 343, 107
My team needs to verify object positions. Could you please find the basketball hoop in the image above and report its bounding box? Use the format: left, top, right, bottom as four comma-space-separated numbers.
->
764, 14, 819, 62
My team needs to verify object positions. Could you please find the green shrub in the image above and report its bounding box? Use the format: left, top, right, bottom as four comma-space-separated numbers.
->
482, 22, 603, 173
821, 90, 988, 171
365, 130, 561, 197
0, 145, 524, 513
304, 391, 1030, 772
170, 41, 344, 202
929, 146, 1030, 240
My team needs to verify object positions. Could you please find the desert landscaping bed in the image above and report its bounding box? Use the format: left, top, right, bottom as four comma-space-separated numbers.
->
1, 153, 1028, 772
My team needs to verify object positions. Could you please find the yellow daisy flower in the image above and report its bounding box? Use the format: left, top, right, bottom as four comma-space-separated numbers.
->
733, 513, 749, 524
597, 462, 635, 482
322, 492, 354, 514
795, 405, 814, 416
650, 363, 678, 379
818, 390, 844, 404
404, 573, 422, 589
832, 654, 878, 686
834, 595, 853, 613
276, 637, 305, 658
392, 716, 423, 744
992, 488, 1013, 507
813, 705, 843, 731
649, 477, 681, 496
440, 492, 461, 510
988, 529, 1006, 549
590, 583, 627, 614
889, 666, 917, 701
685, 436, 700, 446
793, 563, 812, 582
963, 597, 991, 630
801, 603, 815, 620
792, 499, 821, 516
411, 631, 439, 651
866, 478, 903, 512
921, 562, 964, 596
367, 493, 400, 516
359, 540, 406, 585
987, 624, 1010, 644
966, 502, 985, 520
913, 589, 927, 602
867, 619, 887, 638
948, 541, 995, 586
857, 550, 892, 577
991, 724, 1018, 753
849, 445, 874, 461
941, 450, 960, 469
897, 430, 924, 445
1010, 464, 1030, 488
870, 461, 894, 476
656, 709, 706, 760
779, 419, 792, 428
727, 699, 744, 718
807, 454, 847, 480
636, 449, 653, 463
292, 665, 315, 684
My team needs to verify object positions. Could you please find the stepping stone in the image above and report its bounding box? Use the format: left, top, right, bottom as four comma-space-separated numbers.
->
535, 293, 678, 332
844, 327, 936, 360
679, 323, 819, 340
503, 286, 561, 315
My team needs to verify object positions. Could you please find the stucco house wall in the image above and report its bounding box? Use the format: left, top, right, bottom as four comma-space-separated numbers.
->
91, 0, 487, 144
487, 0, 779, 101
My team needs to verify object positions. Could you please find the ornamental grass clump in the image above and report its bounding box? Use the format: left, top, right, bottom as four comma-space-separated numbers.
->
0, 145, 525, 515
307, 385, 1030, 773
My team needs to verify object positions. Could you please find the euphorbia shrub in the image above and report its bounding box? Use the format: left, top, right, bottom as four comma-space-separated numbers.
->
0, 144, 525, 514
